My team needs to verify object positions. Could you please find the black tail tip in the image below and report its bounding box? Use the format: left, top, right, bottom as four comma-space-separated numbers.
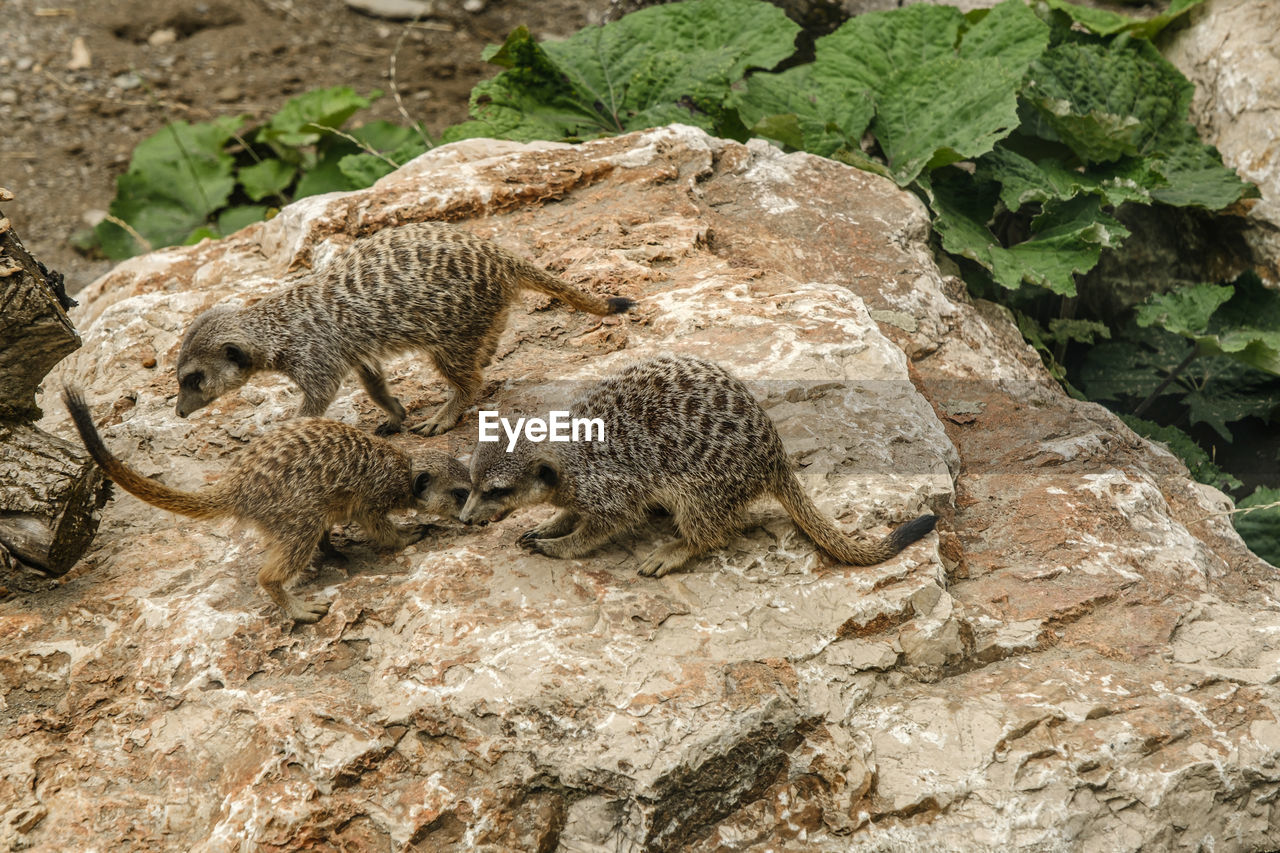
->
606, 296, 635, 314
888, 513, 938, 551
62, 385, 87, 413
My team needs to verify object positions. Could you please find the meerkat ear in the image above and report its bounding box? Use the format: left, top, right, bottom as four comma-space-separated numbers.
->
413, 471, 432, 496
224, 344, 251, 369
535, 461, 559, 488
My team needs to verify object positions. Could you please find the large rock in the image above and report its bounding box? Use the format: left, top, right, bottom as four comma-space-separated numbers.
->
1163, 0, 1280, 284
2, 125, 1278, 851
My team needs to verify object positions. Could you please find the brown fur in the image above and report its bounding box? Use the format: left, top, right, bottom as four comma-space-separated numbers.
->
64, 387, 471, 623
174, 222, 633, 436
461, 355, 937, 577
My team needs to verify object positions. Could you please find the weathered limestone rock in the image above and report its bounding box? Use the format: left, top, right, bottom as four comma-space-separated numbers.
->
1163, 0, 1280, 283
1, 125, 1277, 851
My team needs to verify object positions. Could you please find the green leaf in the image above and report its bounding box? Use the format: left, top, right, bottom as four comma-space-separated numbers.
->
1182, 380, 1280, 441
806, 0, 1048, 184
1199, 274, 1280, 376
216, 205, 269, 235
1236, 486, 1280, 567
238, 158, 297, 202
1047, 317, 1111, 346
1044, 0, 1205, 40
873, 54, 1025, 184
258, 86, 379, 149
94, 115, 245, 259
1140, 276, 1280, 377
729, 65, 874, 157
1023, 41, 1192, 163
960, 0, 1054, 68
336, 125, 430, 187
1134, 283, 1234, 336
294, 155, 362, 198
930, 170, 1128, 295
976, 144, 1153, 211
462, 0, 801, 141
1119, 414, 1242, 491
1146, 124, 1254, 209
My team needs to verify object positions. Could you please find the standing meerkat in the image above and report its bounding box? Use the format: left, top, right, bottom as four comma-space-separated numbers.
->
63, 388, 471, 623
461, 355, 938, 577
174, 221, 634, 435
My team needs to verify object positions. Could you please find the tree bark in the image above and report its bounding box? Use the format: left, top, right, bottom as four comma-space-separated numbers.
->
0, 199, 108, 581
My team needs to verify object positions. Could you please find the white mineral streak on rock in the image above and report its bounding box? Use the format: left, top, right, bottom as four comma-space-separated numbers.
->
3, 122, 1278, 851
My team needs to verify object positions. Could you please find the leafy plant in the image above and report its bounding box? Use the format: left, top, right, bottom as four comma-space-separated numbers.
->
1119, 414, 1242, 492
93, 87, 428, 259
443, 0, 800, 143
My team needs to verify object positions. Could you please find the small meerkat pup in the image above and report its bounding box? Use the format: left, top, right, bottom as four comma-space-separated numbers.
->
174, 222, 634, 436
460, 355, 938, 577
63, 387, 471, 623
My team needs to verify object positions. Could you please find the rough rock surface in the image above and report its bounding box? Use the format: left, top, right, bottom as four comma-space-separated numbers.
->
1163, 0, 1280, 283
2, 125, 1278, 851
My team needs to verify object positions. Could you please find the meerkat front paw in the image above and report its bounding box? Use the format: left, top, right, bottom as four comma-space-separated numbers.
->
374, 420, 403, 437
517, 529, 544, 550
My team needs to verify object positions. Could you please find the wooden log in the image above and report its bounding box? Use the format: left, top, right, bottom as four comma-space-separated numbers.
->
0, 199, 80, 421
0, 196, 109, 578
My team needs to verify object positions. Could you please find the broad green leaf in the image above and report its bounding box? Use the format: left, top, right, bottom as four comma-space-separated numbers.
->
1236, 486, 1280, 567
1047, 317, 1111, 346
807, 0, 1048, 184
729, 65, 873, 157
1199, 275, 1280, 376
294, 155, 362, 198
217, 205, 269, 235
1045, 0, 1205, 40
930, 171, 1128, 295
95, 116, 245, 259
873, 55, 1024, 184
461, 0, 800, 141
337, 125, 430, 186
1147, 124, 1254, 209
1078, 332, 1191, 403
1024, 41, 1192, 163
976, 144, 1153, 210
814, 4, 964, 95
238, 158, 297, 202
1119, 415, 1242, 491
258, 86, 379, 149
1183, 381, 1280, 441
960, 0, 1052, 68
1135, 283, 1234, 336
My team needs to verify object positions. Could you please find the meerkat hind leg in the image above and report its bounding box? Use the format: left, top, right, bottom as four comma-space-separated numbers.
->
357, 362, 407, 435
638, 501, 736, 578
315, 530, 349, 565
259, 532, 331, 623
411, 353, 482, 436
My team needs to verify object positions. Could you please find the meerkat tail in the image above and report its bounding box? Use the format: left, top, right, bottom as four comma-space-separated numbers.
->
772, 472, 937, 566
62, 387, 226, 520
512, 259, 634, 316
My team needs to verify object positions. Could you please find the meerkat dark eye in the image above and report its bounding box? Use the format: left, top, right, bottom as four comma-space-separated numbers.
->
450, 488, 469, 505
181, 372, 204, 392
482, 487, 513, 501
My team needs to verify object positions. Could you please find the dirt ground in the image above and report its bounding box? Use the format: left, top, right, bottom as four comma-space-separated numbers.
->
1, 0, 606, 294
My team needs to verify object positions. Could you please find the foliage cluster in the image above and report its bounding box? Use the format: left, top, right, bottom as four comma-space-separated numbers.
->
92, 0, 1279, 561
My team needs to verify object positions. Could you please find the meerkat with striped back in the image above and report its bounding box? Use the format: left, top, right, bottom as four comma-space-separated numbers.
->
63, 388, 471, 623
461, 355, 937, 577
174, 222, 634, 435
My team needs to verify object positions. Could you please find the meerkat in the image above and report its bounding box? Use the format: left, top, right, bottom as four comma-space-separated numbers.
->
460, 355, 938, 577
63, 387, 471, 623
174, 222, 634, 436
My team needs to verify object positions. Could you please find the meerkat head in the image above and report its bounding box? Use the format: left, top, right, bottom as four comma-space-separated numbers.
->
411, 452, 472, 520
460, 436, 561, 525
175, 307, 258, 418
